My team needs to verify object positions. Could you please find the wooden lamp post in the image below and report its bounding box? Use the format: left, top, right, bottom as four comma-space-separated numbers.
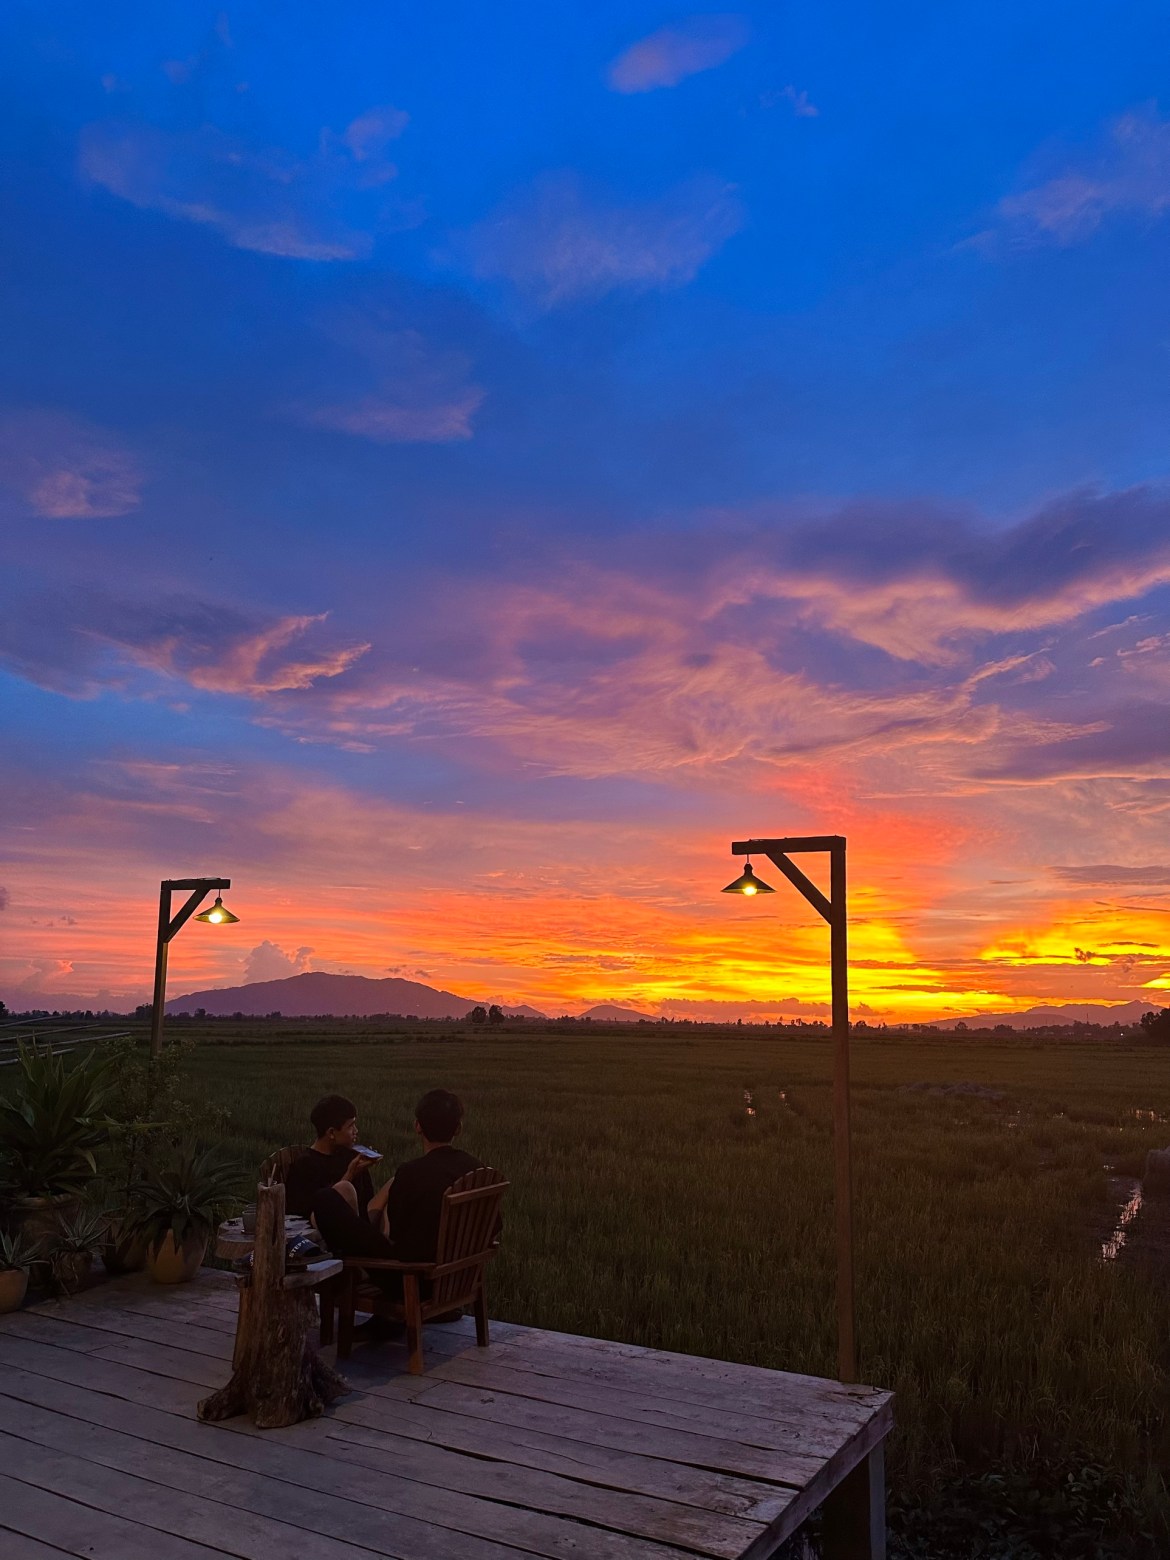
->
150, 877, 239, 1058
724, 835, 855, 1383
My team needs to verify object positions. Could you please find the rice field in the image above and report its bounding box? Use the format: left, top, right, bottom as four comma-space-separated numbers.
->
172, 1023, 1170, 1551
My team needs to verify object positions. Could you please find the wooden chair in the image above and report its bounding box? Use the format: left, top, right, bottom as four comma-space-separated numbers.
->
258, 1144, 307, 1185
320, 1166, 508, 1374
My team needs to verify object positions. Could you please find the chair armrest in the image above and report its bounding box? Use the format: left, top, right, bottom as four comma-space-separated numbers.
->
341, 1257, 435, 1275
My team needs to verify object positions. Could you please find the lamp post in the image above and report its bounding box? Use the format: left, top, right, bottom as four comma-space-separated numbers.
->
150, 878, 239, 1059
724, 835, 855, 1383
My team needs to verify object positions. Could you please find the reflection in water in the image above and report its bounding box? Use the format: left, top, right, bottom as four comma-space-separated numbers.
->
1101, 1180, 1143, 1263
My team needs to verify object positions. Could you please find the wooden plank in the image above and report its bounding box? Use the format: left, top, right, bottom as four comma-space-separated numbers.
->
0, 1334, 207, 1414
0, 1401, 697, 1560
417, 1355, 876, 1456
338, 1391, 836, 1497
468, 1329, 887, 1423
740, 1418, 891, 1560
0, 1331, 790, 1527
0, 1532, 76, 1559
319, 1419, 776, 1558
12, 1302, 235, 1361
0, 1473, 221, 1559
0, 1425, 527, 1560
0, 1311, 123, 1355
0, 1363, 763, 1560
357, 1373, 827, 1485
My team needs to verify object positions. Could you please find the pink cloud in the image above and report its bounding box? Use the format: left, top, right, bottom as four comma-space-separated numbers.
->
342, 105, 409, 162
294, 324, 484, 444
986, 105, 1170, 247
0, 410, 142, 518
79, 106, 414, 260
608, 15, 749, 93
470, 173, 742, 306
307, 388, 483, 444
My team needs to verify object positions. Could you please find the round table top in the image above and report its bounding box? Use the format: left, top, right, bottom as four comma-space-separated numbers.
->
216, 1213, 313, 1261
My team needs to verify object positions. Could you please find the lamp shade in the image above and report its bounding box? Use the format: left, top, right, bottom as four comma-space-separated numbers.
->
194, 894, 239, 925
721, 862, 774, 896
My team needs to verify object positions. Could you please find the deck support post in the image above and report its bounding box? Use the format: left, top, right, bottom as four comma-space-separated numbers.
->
821, 1441, 885, 1560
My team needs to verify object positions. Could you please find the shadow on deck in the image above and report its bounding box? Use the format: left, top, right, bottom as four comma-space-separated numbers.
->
0, 1270, 892, 1560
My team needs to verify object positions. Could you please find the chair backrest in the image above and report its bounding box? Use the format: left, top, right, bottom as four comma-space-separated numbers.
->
431, 1167, 509, 1308
259, 1144, 306, 1186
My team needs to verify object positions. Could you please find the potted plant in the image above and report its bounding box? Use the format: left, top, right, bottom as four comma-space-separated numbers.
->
0, 1229, 40, 1313
99, 1207, 149, 1275
131, 1143, 242, 1284
96, 1034, 226, 1275
0, 1043, 114, 1239
45, 1205, 106, 1294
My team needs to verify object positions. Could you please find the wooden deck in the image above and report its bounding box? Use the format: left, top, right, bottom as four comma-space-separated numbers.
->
0, 1270, 892, 1560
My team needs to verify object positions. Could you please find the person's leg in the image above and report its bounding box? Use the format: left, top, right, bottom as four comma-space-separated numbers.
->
312, 1188, 403, 1300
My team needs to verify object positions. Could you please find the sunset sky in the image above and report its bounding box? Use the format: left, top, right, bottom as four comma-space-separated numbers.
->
3, 2, 1170, 1020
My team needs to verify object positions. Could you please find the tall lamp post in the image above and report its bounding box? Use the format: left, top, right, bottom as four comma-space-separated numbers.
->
723, 835, 855, 1383
150, 878, 239, 1058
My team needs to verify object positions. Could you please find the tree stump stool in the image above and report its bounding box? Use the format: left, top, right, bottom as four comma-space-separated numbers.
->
197, 1179, 348, 1429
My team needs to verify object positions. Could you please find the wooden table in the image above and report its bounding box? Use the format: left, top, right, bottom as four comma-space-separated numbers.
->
197, 1183, 348, 1428
214, 1211, 315, 1260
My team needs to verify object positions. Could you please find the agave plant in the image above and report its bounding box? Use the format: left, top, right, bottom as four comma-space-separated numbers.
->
0, 1043, 115, 1200
46, 1204, 107, 1292
130, 1142, 243, 1250
0, 1227, 41, 1273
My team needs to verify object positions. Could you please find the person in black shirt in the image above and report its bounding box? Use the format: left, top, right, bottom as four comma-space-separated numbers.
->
382, 1088, 482, 1262
283, 1094, 391, 1230
311, 1088, 485, 1310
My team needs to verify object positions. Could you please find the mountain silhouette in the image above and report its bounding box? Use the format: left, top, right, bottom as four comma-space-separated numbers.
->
166, 971, 544, 1019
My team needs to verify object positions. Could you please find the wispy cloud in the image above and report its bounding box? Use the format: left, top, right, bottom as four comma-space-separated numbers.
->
469, 173, 742, 307
608, 15, 749, 93
0, 410, 142, 518
984, 105, 1170, 247
297, 325, 484, 444
0, 591, 369, 699
341, 105, 409, 164
79, 107, 414, 260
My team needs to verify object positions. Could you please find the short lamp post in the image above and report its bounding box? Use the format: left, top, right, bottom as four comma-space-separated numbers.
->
150, 878, 239, 1059
723, 835, 855, 1383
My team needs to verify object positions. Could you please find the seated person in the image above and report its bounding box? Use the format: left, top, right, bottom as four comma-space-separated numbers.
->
311, 1088, 484, 1303
283, 1094, 391, 1231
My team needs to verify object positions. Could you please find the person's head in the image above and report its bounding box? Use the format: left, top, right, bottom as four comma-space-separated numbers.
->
310, 1094, 359, 1149
414, 1088, 464, 1146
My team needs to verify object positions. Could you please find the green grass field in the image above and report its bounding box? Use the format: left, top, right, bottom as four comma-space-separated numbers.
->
172, 1029, 1170, 1507
153, 1023, 1170, 1551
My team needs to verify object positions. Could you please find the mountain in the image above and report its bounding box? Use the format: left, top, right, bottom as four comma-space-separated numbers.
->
578, 1003, 654, 1022
929, 999, 1163, 1030
166, 972, 544, 1020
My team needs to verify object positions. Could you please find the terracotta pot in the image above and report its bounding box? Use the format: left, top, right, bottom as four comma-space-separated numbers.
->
52, 1251, 92, 1294
101, 1229, 149, 1276
148, 1231, 207, 1284
12, 1193, 79, 1244
0, 1268, 29, 1313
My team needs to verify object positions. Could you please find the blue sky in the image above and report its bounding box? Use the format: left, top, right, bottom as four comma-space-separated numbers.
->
3, 2, 1170, 1017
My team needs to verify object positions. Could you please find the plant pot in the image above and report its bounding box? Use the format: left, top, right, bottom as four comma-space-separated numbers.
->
101, 1229, 149, 1276
148, 1231, 207, 1284
0, 1268, 29, 1313
12, 1193, 79, 1244
52, 1251, 93, 1294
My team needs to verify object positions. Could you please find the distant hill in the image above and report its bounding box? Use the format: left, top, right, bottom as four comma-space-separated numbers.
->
930, 999, 1163, 1030
166, 972, 544, 1020
578, 1003, 654, 1022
